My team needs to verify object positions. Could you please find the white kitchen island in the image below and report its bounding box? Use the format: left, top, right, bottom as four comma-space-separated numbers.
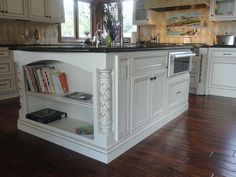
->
13, 45, 191, 163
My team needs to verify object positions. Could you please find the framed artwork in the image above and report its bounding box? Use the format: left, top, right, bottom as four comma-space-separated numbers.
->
166, 12, 201, 36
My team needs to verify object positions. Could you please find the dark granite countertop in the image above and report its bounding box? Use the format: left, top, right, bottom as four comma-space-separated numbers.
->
3, 43, 196, 53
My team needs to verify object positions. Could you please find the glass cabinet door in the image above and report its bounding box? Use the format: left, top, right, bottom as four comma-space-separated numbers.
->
212, 0, 235, 17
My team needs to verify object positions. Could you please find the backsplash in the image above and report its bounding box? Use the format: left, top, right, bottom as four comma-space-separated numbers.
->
140, 8, 236, 45
0, 20, 59, 45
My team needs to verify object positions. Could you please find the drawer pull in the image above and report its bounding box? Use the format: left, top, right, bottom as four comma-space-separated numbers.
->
0, 66, 7, 70
223, 53, 232, 56
0, 83, 8, 86
176, 91, 181, 94
0, 53, 5, 56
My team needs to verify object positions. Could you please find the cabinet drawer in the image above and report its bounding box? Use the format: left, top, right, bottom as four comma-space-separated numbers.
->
167, 76, 189, 110
0, 51, 10, 58
212, 51, 236, 57
0, 60, 13, 75
132, 54, 167, 73
0, 77, 16, 93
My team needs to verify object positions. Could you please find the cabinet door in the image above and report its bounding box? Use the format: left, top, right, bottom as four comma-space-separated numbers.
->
131, 73, 150, 132
48, 0, 64, 22
133, 0, 153, 25
3, 0, 26, 18
28, 0, 47, 20
210, 0, 236, 20
150, 70, 166, 120
167, 75, 189, 111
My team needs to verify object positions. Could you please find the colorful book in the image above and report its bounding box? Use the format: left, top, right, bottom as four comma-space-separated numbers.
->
59, 72, 68, 92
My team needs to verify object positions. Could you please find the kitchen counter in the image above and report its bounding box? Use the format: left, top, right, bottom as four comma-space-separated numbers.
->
8, 43, 194, 52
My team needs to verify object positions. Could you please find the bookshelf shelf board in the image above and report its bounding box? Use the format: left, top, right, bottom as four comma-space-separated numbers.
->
48, 117, 94, 141
26, 91, 93, 108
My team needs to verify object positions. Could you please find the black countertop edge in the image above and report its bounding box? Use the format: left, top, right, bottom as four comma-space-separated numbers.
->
8, 45, 195, 53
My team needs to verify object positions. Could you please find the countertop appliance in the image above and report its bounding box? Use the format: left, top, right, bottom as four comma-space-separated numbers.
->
168, 51, 196, 77
215, 34, 236, 45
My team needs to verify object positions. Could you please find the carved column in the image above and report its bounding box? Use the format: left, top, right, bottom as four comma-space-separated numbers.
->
99, 69, 112, 134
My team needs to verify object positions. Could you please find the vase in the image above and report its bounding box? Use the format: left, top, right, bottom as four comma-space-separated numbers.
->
105, 33, 112, 48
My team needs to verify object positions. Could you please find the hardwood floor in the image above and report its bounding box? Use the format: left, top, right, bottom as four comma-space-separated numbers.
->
1, 95, 236, 177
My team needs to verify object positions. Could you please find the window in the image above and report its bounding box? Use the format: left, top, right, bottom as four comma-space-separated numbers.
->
60, 0, 136, 42
60, 0, 91, 40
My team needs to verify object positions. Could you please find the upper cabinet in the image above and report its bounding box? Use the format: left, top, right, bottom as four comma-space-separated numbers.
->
210, 0, 236, 21
28, 0, 64, 23
0, 0, 64, 23
133, 0, 154, 25
0, 0, 27, 19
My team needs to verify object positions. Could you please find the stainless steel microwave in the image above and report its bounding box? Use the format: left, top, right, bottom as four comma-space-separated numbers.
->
168, 51, 196, 77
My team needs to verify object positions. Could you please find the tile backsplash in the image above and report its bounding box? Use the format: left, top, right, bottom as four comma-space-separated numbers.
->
140, 8, 236, 45
0, 20, 59, 45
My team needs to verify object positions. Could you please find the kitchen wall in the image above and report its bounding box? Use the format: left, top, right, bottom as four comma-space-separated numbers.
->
0, 20, 58, 45
140, 8, 236, 44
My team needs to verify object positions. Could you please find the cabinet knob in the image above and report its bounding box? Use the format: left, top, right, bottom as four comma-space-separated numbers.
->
153, 77, 156, 80
1, 10, 4, 13
150, 78, 153, 81
5, 11, 8, 13
176, 91, 181, 95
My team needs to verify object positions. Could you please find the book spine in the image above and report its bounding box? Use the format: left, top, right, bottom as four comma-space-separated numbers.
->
37, 68, 46, 93
59, 72, 69, 92
24, 66, 35, 92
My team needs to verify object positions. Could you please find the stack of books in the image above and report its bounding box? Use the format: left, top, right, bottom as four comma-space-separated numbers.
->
24, 65, 68, 95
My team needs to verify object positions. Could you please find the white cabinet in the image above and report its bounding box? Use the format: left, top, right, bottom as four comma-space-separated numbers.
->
210, 0, 236, 21
28, 0, 64, 23
0, 48, 18, 100
206, 48, 236, 98
167, 74, 189, 111
150, 70, 166, 120
133, 0, 154, 25
0, 0, 27, 19
131, 73, 150, 131
131, 52, 167, 132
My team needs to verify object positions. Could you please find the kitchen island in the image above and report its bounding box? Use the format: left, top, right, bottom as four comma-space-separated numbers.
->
13, 45, 192, 163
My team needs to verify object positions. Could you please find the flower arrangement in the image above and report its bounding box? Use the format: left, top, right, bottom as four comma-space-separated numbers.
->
91, 0, 121, 42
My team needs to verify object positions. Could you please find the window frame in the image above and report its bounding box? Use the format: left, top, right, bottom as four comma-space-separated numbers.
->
59, 0, 134, 43
59, 0, 94, 42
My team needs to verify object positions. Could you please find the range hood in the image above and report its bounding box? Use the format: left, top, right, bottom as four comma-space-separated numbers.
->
145, 0, 210, 11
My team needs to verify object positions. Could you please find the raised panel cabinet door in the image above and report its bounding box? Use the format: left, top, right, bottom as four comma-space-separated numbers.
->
167, 76, 189, 111
131, 73, 150, 132
48, 0, 64, 22
4, 0, 27, 18
211, 61, 236, 89
28, 0, 47, 19
150, 70, 166, 120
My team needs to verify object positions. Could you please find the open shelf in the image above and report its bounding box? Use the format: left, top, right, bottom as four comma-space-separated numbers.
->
26, 91, 93, 108
48, 117, 94, 140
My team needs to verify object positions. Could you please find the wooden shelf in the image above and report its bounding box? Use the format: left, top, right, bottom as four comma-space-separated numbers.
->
26, 91, 93, 108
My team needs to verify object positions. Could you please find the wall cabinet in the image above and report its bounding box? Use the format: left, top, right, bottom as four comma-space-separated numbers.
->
0, 48, 18, 100
206, 48, 236, 98
28, 0, 64, 23
0, 0, 64, 23
210, 0, 236, 21
0, 0, 27, 19
133, 0, 154, 25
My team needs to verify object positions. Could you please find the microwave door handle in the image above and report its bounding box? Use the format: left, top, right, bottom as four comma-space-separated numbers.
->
174, 53, 196, 58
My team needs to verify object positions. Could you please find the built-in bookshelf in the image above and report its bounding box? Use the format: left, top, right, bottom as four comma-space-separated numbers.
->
22, 61, 94, 141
